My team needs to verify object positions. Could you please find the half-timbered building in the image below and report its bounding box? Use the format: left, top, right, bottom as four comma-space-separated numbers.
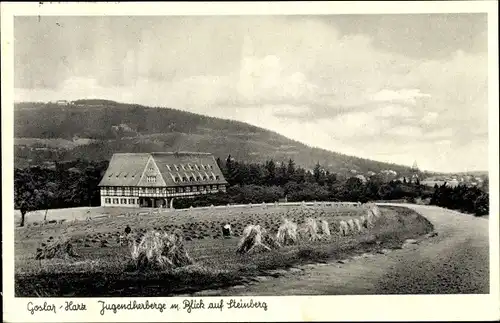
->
98, 152, 228, 208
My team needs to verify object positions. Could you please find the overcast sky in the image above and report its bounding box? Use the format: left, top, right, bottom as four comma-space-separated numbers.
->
14, 14, 489, 173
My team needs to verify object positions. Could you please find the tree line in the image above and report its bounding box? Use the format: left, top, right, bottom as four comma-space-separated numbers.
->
14, 155, 489, 227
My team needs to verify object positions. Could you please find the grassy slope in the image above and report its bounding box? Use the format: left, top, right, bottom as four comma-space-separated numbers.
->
15, 205, 433, 297
14, 101, 417, 174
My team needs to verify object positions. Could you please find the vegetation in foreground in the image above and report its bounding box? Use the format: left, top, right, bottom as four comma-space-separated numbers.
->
15, 206, 433, 297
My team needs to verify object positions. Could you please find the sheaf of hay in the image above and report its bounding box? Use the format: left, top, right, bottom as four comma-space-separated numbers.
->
237, 225, 281, 254
353, 218, 362, 232
127, 229, 193, 271
276, 218, 299, 246
364, 203, 381, 218
339, 220, 349, 236
347, 219, 356, 233
298, 217, 321, 242
370, 204, 381, 217
360, 215, 370, 229
317, 219, 331, 237
35, 237, 80, 260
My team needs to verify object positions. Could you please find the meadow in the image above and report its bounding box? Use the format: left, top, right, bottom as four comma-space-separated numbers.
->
14, 204, 434, 297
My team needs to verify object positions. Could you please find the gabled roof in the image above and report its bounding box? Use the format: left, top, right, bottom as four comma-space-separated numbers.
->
98, 152, 228, 187
152, 152, 227, 187
98, 153, 150, 186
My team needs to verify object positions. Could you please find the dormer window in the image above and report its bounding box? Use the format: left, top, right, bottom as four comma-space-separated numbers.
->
147, 176, 157, 183
194, 164, 199, 170
201, 165, 205, 170
166, 165, 171, 171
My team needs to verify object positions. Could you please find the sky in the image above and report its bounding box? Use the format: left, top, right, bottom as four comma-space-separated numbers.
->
14, 14, 489, 173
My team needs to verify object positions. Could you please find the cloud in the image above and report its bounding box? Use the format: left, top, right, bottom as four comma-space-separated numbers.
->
373, 104, 416, 118
421, 112, 439, 125
387, 126, 424, 138
13, 15, 489, 172
371, 89, 431, 105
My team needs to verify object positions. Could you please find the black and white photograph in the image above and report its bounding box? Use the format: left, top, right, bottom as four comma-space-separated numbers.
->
2, 1, 499, 322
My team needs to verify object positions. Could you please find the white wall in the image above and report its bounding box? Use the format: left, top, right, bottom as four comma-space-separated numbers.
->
100, 196, 139, 207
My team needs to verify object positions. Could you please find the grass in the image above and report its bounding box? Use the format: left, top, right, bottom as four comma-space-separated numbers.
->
14, 205, 433, 297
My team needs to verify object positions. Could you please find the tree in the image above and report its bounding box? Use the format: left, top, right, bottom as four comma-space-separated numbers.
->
248, 163, 264, 185
276, 161, 288, 186
287, 159, 296, 178
264, 160, 276, 186
343, 177, 365, 201
225, 155, 238, 185
482, 177, 489, 193
313, 162, 324, 185
474, 193, 489, 216
14, 169, 43, 227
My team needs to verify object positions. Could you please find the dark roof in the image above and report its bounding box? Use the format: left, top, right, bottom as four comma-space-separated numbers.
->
98, 152, 228, 187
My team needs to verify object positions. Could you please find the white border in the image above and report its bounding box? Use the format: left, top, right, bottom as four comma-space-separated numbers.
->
2, 1, 499, 322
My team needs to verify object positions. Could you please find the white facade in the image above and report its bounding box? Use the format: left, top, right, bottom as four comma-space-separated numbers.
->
99, 184, 227, 208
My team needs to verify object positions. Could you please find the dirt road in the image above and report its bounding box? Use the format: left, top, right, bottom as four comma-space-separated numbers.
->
217, 204, 489, 295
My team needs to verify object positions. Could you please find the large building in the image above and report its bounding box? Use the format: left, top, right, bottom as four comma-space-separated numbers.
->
98, 152, 228, 208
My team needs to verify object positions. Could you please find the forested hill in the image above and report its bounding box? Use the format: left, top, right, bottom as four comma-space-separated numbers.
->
14, 100, 417, 176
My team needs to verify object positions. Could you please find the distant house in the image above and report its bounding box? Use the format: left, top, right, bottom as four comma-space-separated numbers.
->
55, 100, 69, 106
98, 152, 228, 208
355, 174, 367, 183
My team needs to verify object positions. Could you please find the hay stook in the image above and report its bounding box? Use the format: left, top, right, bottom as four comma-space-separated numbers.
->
317, 219, 331, 238
237, 225, 281, 254
127, 229, 194, 272
339, 220, 349, 236
35, 237, 80, 260
298, 217, 321, 242
276, 218, 299, 246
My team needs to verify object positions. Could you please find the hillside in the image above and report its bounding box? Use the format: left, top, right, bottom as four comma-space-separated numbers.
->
14, 100, 418, 176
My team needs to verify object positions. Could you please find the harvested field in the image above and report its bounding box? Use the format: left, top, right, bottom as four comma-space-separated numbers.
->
14, 205, 433, 297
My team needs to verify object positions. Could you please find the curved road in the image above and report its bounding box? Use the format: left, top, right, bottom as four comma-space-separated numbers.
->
216, 204, 490, 295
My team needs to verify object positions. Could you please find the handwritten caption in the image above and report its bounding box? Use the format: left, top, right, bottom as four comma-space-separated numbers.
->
27, 298, 268, 316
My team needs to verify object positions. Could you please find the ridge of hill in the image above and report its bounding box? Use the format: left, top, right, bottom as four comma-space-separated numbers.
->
14, 100, 420, 176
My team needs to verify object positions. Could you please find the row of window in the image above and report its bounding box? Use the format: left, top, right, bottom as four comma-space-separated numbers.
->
101, 185, 225, 195
104, 198, 137, 205
172, 172, 220, 183
144, 173, 221, 183
165, 163, 214, 172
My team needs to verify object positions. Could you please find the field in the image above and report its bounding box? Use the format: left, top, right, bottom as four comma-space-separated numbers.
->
14, 204, 434, 297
